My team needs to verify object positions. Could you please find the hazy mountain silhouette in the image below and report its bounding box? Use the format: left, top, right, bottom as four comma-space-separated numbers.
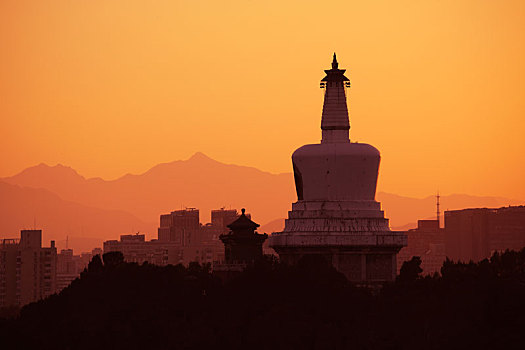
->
0, 181, 154, 252
260, 218, 286, 234
2, 152, 295, 226
2, 153, 522, 251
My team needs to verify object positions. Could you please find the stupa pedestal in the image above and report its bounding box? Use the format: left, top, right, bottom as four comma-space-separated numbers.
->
270, 199, 405, 283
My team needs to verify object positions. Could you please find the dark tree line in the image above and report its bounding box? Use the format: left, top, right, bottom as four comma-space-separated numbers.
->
1, 249, 525, 350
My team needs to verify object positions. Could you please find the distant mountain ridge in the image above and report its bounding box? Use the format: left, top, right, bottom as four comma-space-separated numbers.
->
0, 181, 154, 252
2, 153, 523, 252
1, 152, 296, 228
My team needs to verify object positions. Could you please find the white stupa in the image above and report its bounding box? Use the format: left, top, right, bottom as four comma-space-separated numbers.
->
269, 54, 407, 283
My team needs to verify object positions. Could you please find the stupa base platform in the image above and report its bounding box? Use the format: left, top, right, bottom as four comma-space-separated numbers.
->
271, 243, 403, 283
269, 200, 407, 283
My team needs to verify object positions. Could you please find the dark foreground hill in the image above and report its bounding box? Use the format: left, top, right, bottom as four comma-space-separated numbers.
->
1, 250, 525, 350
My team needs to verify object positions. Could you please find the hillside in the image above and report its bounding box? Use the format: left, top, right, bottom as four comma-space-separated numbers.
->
2, 250, 524, 349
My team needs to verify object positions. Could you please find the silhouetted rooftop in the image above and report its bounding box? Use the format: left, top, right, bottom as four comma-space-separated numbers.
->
227, 208, 259, 231
321, 53, 350, 82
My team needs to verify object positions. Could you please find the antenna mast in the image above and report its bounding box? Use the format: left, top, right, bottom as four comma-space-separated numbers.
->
436, 191, 441, 228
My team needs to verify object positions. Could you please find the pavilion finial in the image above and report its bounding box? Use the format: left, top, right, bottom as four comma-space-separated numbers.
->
332, 52, 338, 69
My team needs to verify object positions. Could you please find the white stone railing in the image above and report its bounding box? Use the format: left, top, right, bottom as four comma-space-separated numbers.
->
270, 232, 407, 247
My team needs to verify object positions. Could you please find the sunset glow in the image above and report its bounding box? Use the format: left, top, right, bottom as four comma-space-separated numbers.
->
1, 0, 524, 200
2, 4, 525, 346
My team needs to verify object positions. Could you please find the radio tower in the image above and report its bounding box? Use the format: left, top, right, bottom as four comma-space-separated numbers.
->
436, 191, 441, 228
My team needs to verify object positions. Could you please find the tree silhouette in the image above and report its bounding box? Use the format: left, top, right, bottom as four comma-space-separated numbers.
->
86, 253, 103, 273
398, 256, 423, 283
1, 248, 524, 350
102, 251, 124, 269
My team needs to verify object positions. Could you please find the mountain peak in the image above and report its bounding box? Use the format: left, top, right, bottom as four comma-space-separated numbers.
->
37, 163, 75, 172
188, 152, 214, 162
2, 162, 85, 185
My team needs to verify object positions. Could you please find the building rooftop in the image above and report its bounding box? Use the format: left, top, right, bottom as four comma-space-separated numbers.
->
226, 208, 259, 232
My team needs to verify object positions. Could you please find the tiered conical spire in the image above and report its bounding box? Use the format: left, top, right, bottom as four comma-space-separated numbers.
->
320, 53, 350, 143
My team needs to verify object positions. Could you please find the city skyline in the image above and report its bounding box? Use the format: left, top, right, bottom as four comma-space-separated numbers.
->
2, 153, 523, 249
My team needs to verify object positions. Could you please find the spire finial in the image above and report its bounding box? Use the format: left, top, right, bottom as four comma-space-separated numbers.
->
241, 208, 246, 215
332, 52, 338, 69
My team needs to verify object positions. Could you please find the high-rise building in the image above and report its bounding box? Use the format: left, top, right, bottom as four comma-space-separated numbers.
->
158, 208, 200, 244
56, 249, 77, 291
104, 208, 243, 268
397, 219, 445, 275
445, 206, 525, 262
269, 54, 407, 284
104, 233, 182, 266
211, 209, 239, 230
0, 230, 57, 307
397, 195, 445, 275
56, 248, 99, 292
397, 205, 525, 275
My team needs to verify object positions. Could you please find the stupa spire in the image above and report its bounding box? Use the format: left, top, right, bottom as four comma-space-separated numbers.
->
320, 54, 351, 143
332, 52, 339, 69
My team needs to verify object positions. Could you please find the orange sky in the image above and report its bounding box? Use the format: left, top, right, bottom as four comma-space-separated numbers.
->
1, 0, 524, 200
